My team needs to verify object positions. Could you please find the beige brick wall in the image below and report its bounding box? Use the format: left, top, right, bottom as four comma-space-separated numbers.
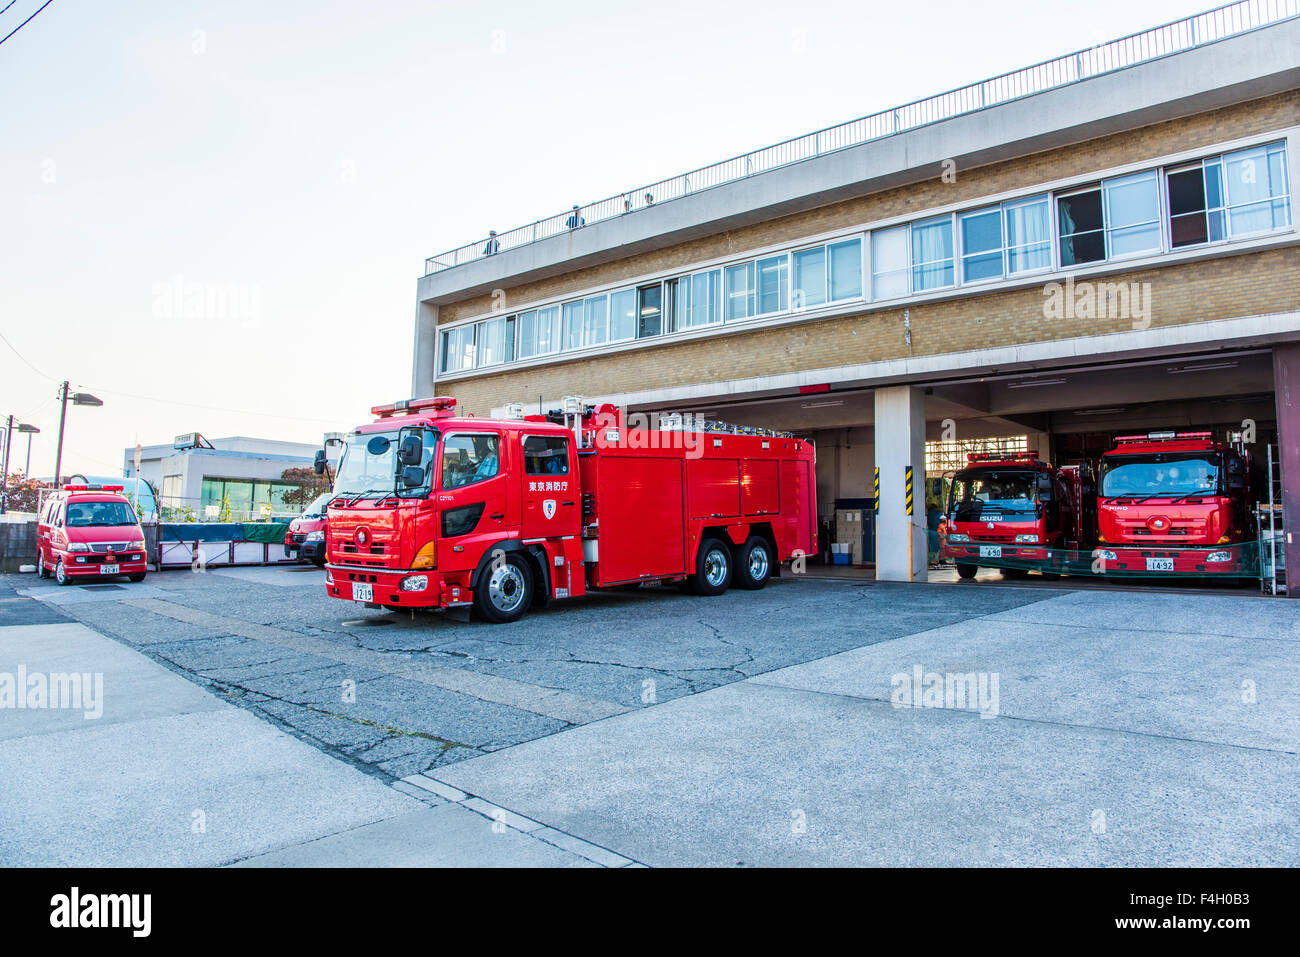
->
438, 246, 1300, 417
437, 91, 1298, 327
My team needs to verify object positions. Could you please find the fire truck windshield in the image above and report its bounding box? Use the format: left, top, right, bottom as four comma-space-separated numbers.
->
951, 470, 1038, 519
66, 501, 137, 527
1100, 453, 1219, 498
334, 431, 399, 497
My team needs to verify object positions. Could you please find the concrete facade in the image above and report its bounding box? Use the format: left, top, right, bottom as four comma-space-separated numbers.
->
127, 437, 319, 518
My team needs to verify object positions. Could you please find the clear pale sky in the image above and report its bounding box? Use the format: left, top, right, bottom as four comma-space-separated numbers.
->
1, 0, 1217, 479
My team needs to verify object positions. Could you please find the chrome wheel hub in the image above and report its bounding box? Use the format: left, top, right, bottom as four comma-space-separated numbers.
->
488, 563, 526, 612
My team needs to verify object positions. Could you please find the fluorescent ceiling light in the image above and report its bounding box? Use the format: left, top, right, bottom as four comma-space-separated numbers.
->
1007, 377, 1067, 389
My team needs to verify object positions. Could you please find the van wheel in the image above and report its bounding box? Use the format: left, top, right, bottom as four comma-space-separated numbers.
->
1002, 567, 1029, 580
128, 573, 146, 583
55, 559, 70, 586
474, 553, 532, 624
733, 536, 772, 591
956, 562, 978, 580
691, 538, 733, 596
37, 553, 49, 578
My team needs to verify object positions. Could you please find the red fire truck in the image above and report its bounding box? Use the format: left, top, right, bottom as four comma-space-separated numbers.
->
318, 397, 816, 623
941, 450, 1094, 579
1094, 430, 1255, 577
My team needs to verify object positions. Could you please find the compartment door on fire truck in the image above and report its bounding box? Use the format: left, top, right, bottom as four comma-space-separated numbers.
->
521, 434, 579, 540
436, 431, 508, 574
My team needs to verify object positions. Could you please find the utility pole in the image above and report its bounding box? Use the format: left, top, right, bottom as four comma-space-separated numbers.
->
0, 414, 12, 514
53, 381, 69, 490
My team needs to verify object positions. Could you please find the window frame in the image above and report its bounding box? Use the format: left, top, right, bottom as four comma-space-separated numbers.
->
438, 431, 503, 491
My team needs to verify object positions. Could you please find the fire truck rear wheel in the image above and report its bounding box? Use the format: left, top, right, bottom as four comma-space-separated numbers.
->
691, 538, 733, 596
956, 562, 978, 580
474, 553, 533, 624
733, 536, 772, 590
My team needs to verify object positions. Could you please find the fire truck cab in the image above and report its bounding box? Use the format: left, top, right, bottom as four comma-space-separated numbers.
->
941, 450, 1094, 579
321, 396, 816, 623
36, 484, 149, 585
1095, 431, 1254, 576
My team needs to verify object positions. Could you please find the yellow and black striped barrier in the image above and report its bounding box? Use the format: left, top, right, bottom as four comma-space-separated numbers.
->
904, 465, 914, 516
873, 467, 880, 512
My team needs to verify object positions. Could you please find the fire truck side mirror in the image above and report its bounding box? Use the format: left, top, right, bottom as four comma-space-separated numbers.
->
398, 434, 424, 467
401, 465, 425, 488
313, 450, 327, 475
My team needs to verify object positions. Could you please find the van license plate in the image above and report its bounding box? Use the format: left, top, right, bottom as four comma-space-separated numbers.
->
979, 546, 1002, 558
1145, 558, 1175, 572
351, 582, 374, 602
100, 564, 119, 575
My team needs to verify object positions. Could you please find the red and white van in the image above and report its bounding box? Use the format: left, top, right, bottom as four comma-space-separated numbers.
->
36, 484, 149, 585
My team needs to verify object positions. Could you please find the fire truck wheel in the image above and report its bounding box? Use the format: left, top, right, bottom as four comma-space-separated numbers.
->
128, 573, 146, 583
691, 538, 733, 596
733, 536, 772, 591
474, 553, 533, 624
1002, 567, 1029, 579
956, 562, 978, 580
37, 553, 49, 578
54, 558, 70, 586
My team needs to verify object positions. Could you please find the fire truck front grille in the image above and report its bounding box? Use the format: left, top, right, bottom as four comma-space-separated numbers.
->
89, 542, 131, 553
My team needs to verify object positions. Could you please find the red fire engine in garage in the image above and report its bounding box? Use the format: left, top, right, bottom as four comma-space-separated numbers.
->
318, 396, 816, 623
940, 450, 1095, 579
1094, 430, 1256, 576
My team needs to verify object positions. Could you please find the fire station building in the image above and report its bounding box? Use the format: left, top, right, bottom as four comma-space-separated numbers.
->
411, 5, 1299, 590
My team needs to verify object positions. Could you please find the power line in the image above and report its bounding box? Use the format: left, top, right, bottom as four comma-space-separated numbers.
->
0, 2, 19, 18
88, 385, 344, 426
0, 0, 54, 48
0, 329, 55, 380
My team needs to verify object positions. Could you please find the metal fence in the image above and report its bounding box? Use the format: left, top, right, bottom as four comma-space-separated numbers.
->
423, 0, 1299, 276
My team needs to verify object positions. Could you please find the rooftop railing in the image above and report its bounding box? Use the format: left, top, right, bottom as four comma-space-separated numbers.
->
423, 0, 1299, 277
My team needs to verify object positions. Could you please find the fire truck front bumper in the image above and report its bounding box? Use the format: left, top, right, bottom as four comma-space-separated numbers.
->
1093, 546, 1247, 575
60, 552, 149, 577
325, 564, 473, 608
941, 542, 1054, 563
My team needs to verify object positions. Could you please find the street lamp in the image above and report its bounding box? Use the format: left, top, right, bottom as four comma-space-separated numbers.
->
52, 381, 103, 490
20, 424, 39, 478
0, 418, 39, 514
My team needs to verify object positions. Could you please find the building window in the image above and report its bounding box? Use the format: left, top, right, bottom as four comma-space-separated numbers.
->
872, 225, 909, 299
1166, 161, 1222, 248
561, 301, 583, 351
679, 269, 721, 328
584, 295, 608, 346
756, 255, 788, 314
475, 316, 513, 366
610, 289, 636, 342
792, 246, 826, 309
828, 238, 862, 301
725, 262, 755, 321
959, 207, 1003, 282
518, 306, 559, 358
1222, 141, 1291, 237
1057, 187, 1105, 266
1004, 195, 1051, 273
440, 324, 476, 374
911, 216, 954, 291
1103, 170, 1161, 259
637, 283, 663, 338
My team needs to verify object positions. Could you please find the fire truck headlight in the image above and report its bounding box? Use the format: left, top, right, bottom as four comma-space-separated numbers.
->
411, 541, 438, 569
129, 539, 146, 551
1097, 549, 1117, 561
1014, 535, 1039, 544
305, 531, 325, 542
67, 543, 89, 552
948, 533, 970, 543
1206, 551, 1232, 563
400, 575, 428, 592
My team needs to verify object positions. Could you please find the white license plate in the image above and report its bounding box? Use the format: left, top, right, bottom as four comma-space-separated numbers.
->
351, 582, 374, 602
100, 564, 119, 575
1145, 558, 1175, 572
979, 546, 1002, 558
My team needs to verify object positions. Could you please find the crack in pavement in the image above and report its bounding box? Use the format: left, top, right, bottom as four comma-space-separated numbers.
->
123, 597, 629, 725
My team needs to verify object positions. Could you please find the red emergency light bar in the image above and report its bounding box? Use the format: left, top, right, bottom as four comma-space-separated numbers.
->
60, 484, 125, 492
370, 396, 457, 418
1114, 431, 1213, 443
966, 450, 1040, 463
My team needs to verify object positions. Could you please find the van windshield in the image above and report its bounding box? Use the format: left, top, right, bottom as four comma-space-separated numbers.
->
66, 501, 137, 527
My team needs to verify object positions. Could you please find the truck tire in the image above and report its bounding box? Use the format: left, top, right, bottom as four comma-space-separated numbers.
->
1002, 567, 1029, 580
37, 552, 49, 578
956, 562, 978, 580
690, 537, 733, 596
733, 536, 772, 591
473, 553, 532, 624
